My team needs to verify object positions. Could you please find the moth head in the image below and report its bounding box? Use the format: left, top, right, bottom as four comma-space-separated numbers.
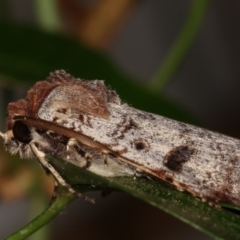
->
0, 121, 34, 158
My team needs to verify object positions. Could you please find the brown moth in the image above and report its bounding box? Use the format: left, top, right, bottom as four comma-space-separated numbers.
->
1, 70, 240, 206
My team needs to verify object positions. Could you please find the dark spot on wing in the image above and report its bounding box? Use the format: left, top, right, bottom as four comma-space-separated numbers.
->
78, 114, 84, 122
163, 146, 195, 172
133, 138, 149, 151
135, 142, 146, 150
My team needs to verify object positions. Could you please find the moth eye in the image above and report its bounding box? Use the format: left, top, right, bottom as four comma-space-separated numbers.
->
12, 121, 32, 144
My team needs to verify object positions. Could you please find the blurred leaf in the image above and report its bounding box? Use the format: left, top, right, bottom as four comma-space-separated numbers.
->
0, 21, 195, 124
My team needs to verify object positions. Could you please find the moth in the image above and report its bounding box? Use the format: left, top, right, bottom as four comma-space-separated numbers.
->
1, 70, 240, 206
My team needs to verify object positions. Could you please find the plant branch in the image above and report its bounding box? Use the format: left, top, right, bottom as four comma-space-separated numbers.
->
6, 186, 76, 240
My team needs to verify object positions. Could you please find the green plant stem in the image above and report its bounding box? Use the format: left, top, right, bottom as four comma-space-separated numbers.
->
148, 0, 210, 92
29, 194, 50, 240
6, 186, 76, 240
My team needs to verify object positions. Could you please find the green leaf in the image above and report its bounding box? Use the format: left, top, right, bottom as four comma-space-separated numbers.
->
51, 158, 240, 240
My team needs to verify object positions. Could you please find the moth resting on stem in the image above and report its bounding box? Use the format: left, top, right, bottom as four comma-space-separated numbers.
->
1, 70, 240, 206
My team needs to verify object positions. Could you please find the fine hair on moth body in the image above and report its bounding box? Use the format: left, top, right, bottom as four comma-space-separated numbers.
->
1, 70, 240, 207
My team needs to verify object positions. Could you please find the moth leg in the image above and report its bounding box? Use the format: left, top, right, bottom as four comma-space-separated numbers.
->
67, 138, 92, 169
30, 142, 77, 193
30, 142, 82, 197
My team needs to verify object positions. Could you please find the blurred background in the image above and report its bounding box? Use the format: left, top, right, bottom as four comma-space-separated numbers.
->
0, 0, 240, 239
